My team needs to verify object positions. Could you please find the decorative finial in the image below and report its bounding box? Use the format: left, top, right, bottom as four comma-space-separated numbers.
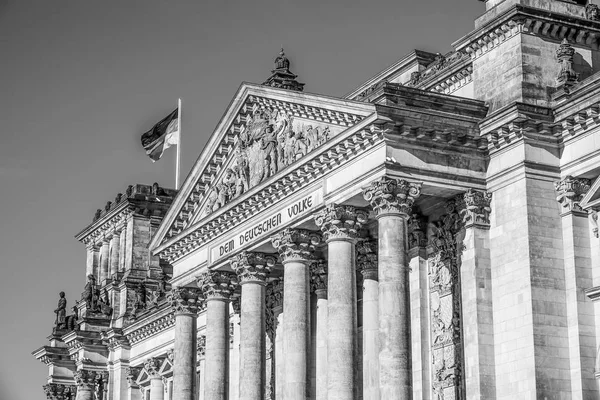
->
262, 48, 304, 91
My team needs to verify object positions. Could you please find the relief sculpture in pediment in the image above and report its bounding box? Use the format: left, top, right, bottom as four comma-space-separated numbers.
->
205, 105, 331, 215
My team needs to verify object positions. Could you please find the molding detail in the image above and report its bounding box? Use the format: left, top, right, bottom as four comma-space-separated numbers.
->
271, 228, 321, 263
230, 251, 276, 284
197, 271, 237, 301
362, 177, 422, 217
313, 204, 369, 242
555, 175, 591, 213
356, 240, 378, 281
168, 287, 203, 316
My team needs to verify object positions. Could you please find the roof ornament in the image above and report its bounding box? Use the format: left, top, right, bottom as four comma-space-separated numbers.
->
262, 48, 305, 92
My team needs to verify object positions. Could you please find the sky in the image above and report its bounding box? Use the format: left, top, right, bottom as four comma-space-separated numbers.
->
0, 1, 484, 398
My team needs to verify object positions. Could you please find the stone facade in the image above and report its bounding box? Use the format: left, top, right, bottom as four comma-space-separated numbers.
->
33, 1, 600, 399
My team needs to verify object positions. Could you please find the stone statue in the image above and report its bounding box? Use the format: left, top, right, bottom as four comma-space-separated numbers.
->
83, 274, 99, 311
97, 289, 112, 316
65, 305, 78, 331
54, 292, 67, 329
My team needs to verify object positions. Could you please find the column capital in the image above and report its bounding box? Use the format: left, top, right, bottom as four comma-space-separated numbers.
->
310, 260, 328, 298
313, 204, 368, 242
168, 287, 203, 315
356, 239, 378, 281
197, 271, 237, 301
126, 366, 142, 388
271, 228, 321, 264
555, 175, 591, 215
230, 251, 276, 285
454, 189, 492, 227
144, 357, 162, 379
43, 383, 76, 400
362, 176, 422, 218
408, 213, 428, 249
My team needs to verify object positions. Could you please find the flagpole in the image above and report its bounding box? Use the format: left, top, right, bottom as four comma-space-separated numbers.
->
176, 98, 182, 190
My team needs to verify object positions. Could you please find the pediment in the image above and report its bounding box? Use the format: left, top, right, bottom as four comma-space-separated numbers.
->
150, 83, 376, 256
580, 175, 600, 210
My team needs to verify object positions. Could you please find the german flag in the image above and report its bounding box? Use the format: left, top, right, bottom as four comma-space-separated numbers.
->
141, 108, 179, 161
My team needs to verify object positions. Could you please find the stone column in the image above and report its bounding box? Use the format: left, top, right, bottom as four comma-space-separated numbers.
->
74, 370, 107, 400
310, 260, 328, 400
118, 225, 127, 272
231, 251, 275, 400
85, 244, 98, 278
356, 239, 379, 400
110, 229, 121, 278
271, 228, 321, 400
314, 204, 368, 400
266, 279, 284, 400
363, 177, 422, 399
407, 213, 430, 400
556, 177, 598, 398
169, 287, 202, 400
145, 358, 164, 400
197, 271, 236, 400
100, 238, 110, 283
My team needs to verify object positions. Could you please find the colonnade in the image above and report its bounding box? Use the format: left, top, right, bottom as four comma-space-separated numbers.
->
165, 176, 422, 400
85, 221, 127, 284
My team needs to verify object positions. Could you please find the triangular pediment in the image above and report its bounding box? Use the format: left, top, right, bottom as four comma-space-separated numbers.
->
581, 175, 600, 210
150, 83, 376, 255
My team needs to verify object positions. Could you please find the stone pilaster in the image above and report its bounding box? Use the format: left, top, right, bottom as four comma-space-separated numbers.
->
169, 287, 202, 400
363, 176, 422, 399
314, 204, 368, 400
110, 230, 121, 278
455, 190, 496, 400
230, 251, 275, 400
407, 212, 431, 400
310, 260, 328, 400
356, 239, 379, 400
271, 228, 320, 400
144, 358, 164, 400
197, 271, 236, 400
43, 383, 77, 400
266, 278, 284, 400
555, 176, 597, 398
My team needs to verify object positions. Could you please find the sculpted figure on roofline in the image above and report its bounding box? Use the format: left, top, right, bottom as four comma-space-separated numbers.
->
205, 104, 331, 215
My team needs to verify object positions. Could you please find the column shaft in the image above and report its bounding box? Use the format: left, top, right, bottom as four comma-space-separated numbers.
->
150, 378, 165, 400
315, 291, 328, 400
362, 277, 379, 400
239, 282, 266, 400
173, 313, 197, 400
275, 312, 284, 400
75, 387, 93, 400
283, 261, 310, 400
110, 233, 120, 277
100, 240, 110, 283
378, 215, 410, 398
118, 227, 127, 271
327, 239, 357, 400
205, 299, 229, 400
85, 246, 95, 277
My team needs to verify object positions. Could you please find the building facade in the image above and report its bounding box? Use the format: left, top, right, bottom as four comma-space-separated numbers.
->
33, 1, 600, 399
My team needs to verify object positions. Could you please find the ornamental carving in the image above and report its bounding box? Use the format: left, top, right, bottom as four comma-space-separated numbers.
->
205, 105, 332, 215
356, 240, 378, 281
197, 271, 237, 300
144, 357, 162, 378
586, 4, 600, 21
265, 279, 284, 342
168, 287, 203, 315
556, 39, 578, 87
271, 228, 321, 263
555, 175, 591, 213
408, 213, 428, 249
362, 177, 422, 217
406, 51, 469, 86
456, 189, 492, 227
43, 383, 76, 400
230, 251, 276, 284
428, 201, 465, 400
313, 204, 369, 242
310, 260, 328, 294
126, 366, 142, 388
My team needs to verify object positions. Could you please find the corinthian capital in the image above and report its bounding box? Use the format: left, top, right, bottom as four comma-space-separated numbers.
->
74, 370, 97, 389
43, 383, 76, 400
197, 271, 237, 301
230, 251, 276, 284
313, 204, 368, 242
143, 357, 162, 379
126, 366, 141, 388
310, 260, 328, 297
451, 189, 492, 227
555, 176, 591, 214
168, 287, 203, 315
356, 240, 378, 281
362, 177, 422, 217
408, 213, 428, 249
271, 228, 321, 263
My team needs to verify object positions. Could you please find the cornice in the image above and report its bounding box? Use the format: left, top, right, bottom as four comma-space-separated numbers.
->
123, 305, 179, 346
154, 114, 382, 263
149, 84, 375, 253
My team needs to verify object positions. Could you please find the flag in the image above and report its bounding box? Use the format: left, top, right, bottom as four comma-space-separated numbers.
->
141, 108, 179, 162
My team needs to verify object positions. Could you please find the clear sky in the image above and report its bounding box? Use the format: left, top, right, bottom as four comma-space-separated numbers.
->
0, 1, 483, 398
